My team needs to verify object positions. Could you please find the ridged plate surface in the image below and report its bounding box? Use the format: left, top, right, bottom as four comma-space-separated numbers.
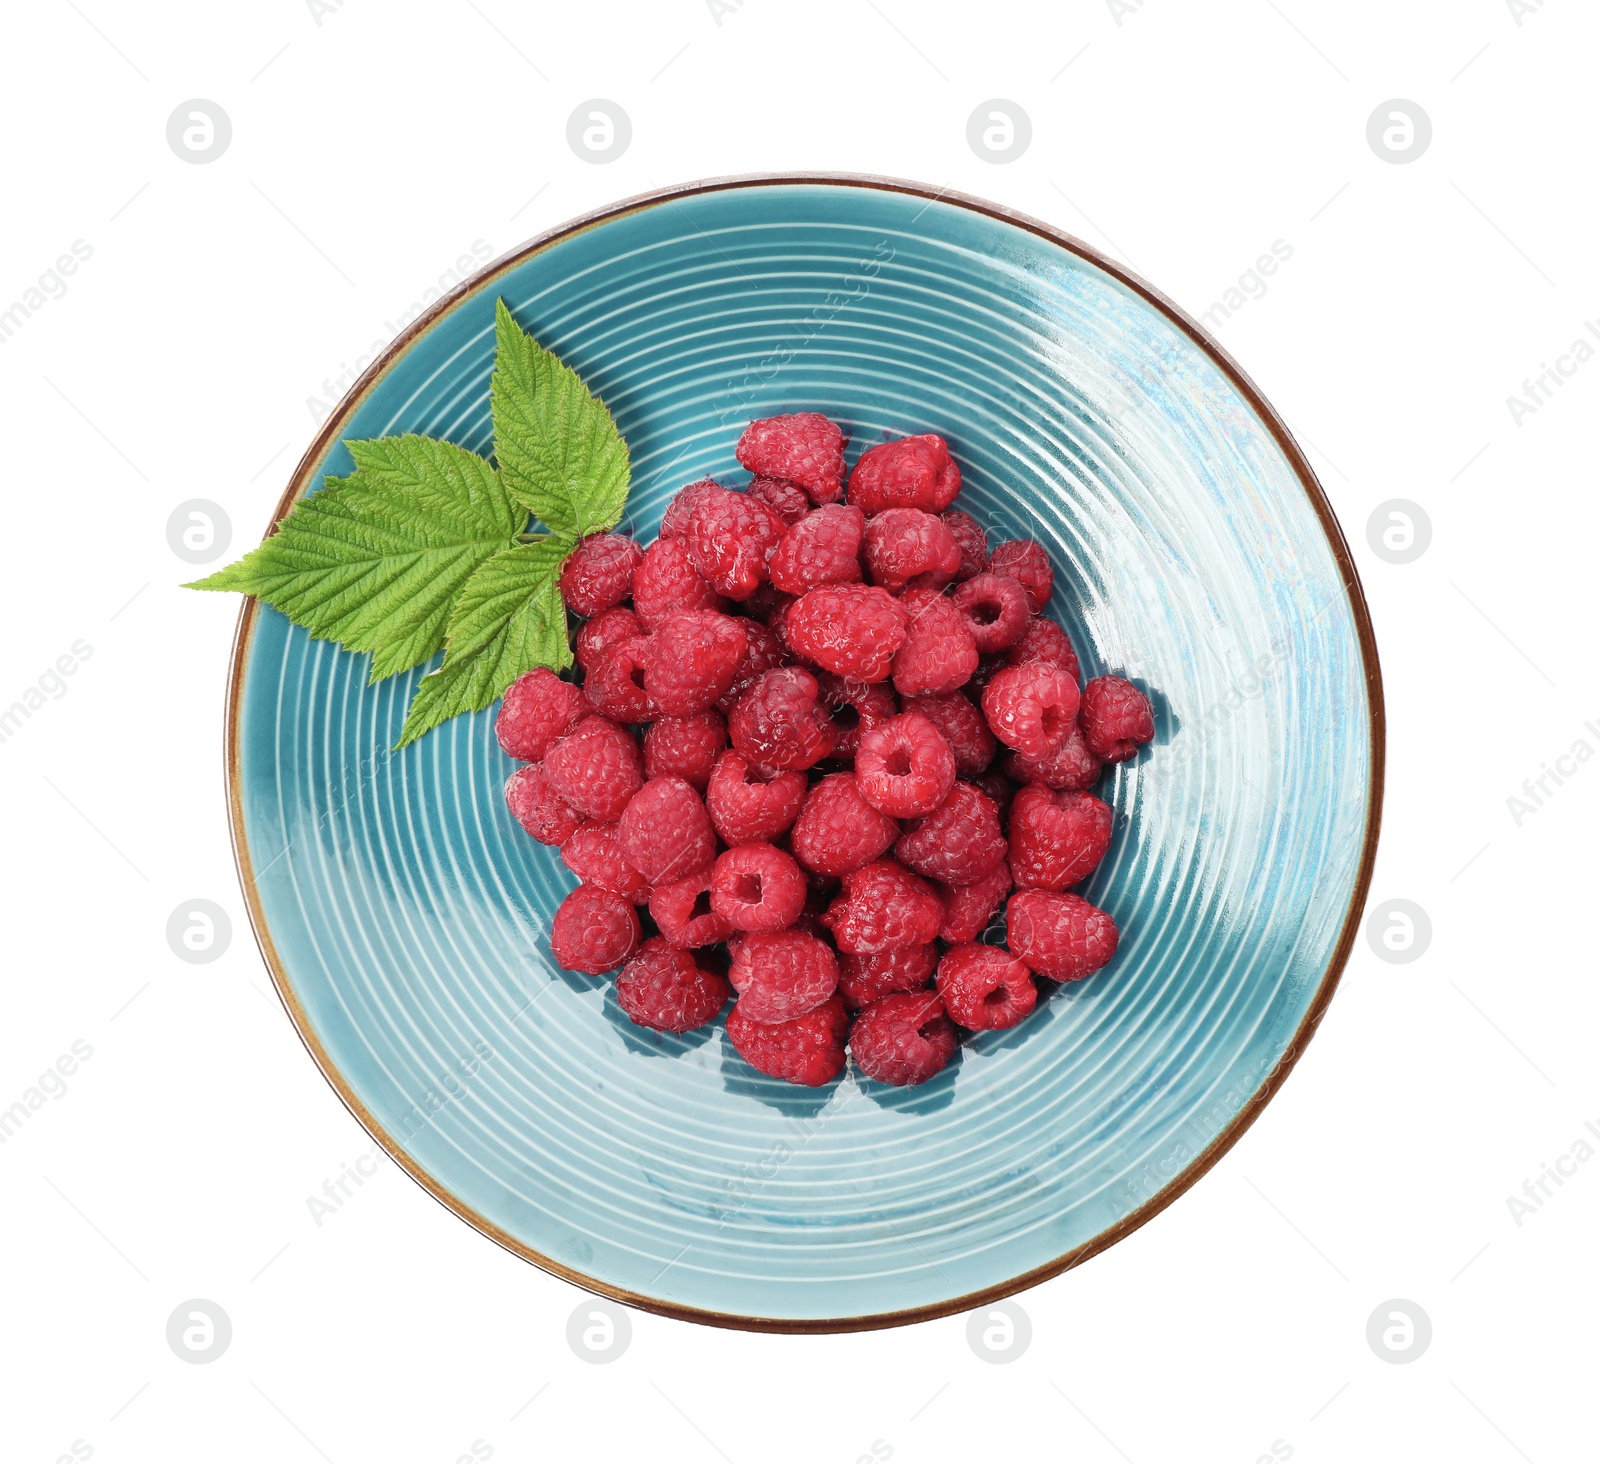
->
230, 178, 1379, 1328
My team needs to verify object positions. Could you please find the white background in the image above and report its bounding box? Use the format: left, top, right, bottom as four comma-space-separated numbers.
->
2, 1, 1595, 1460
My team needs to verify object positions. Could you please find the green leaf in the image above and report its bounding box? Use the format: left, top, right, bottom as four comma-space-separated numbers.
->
491, 297, 630, 537
188, 436, 522, 682
394, 538, 573, 748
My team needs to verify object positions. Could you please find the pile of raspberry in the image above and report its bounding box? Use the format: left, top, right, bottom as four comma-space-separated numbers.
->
496, 413, 1154, 1088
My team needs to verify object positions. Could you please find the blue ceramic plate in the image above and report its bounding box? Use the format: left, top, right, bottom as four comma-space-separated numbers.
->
227, 176, 1382, 1330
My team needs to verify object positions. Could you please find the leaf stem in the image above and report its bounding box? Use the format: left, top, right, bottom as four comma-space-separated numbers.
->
516, 532, 551, 543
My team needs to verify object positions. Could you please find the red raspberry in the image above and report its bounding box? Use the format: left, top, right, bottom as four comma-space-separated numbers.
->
496, 667, 585, 762
745, 475, 813, 525
964, 769, 1017, 820
951, 573, 1030, 653
558, 532, 642, 616
735, 413, 846, 505
902, 692, 995, 775
783, 585, 907, 682
710, 843, 807, 933
542, 716, 644, 821
854, 712, 956, 818
941, 509, 989, 581
1005, 615, 1082, 682
894, 781, 1006, 885
649, 866, 735, 950
1003, 726, 1103, 791
728, 928, 839, 1022
642, 610, 748, 717
789, 772, 900, 877
1006, 890, 1119, 981
617, 776, 717, 887
981, 662, 1080, 757
727, 666, 837, 771
863, 508, 962, 593
893, 588, 978, 697
849, 991, 957, 1086
550, 884, 640, 975
1009, 786, 1113, 891
937, 859, 1013, 943
837, 943, 937, 1010
725, 991, 849, 1086
847, 434, 961, 514
967, 652, 1011, 704
936, 944, 1037, 1031
768, 504, 866, 596
685, 486, 786, 600
631, 537, 725, 628
988, 540, 1054, 613
822, 859, 944, 954
643, 710, 726, 790
575, 606, 643, 673
715, 619, 789, 713
616, 937, 730, 1032
560, 821, 650, 903
1079, 675, 1155, 763
705, 750, 807, 844
816, 673, 898, 763
659, 478, 725, 540
583, 634, 654, 723
505, 763, 583, 845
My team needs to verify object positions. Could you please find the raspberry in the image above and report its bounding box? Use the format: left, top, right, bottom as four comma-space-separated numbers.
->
902, 692, 995, 774
964, 769, 1018, 820
643, 710, 727, 789
783, 585, 907, 682
981, 663, 1080, 757
1079, 675, 1155, 763
643, 610, 748, 717
967, 652, 1011, 704
725, 991, 849, 1087
936, 944, 1037, 1030
705, 750, 807, 844
659, 478, 725, 540
1009, 786, 1113, 891
542, 716, 643, 821
1003, 727, 1103, 791
822, 859, 944, 954
575, 606, 643, 673
558, 532, 642, 616
988, 540, 1054, 613
849, 991, 957, 1086
583, 635, 654, 723
715, 619, 789, 712
685, 486, 786, 600
550, 884, 640, 975
863, 508, 962, 593
735, 413, 846, 505
1005, 890, 1119, 981
710, 843, 807, 933
745, 475, 813, 525
941, 509, 989, 581
951, 573, 1030, 653
631, 537, 725, 628
560, 821, 650, 903
837, 943, 937, 1010
496, 667, 585, 761
617, 776, 717, 887
854, 712, 957, 818
894, 781, 1006, 885
768, 504, 866, 596
1005, 615, 1082, 682
816, 673, 898, 763
893, 588, 978, 697
727, 666, 837, 771
728, 928, 839, 1022
649, 866, 734, 950
505, 763, 583, 845
616, 937, 730, 1032
937, 859, 1013, 943
790, 771, 900, 877
847, 434, 961, 514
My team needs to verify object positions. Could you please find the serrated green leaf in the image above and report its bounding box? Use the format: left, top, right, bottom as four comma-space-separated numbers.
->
491, 297, 630, 537
394, 538, 573, 749
188, 436, 522, 681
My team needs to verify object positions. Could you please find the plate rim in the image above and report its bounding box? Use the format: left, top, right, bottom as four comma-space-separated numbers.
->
222, 171, 1386, 1333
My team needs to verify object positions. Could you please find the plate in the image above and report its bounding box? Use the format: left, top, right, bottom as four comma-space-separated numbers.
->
227, 175, 1382, 1330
